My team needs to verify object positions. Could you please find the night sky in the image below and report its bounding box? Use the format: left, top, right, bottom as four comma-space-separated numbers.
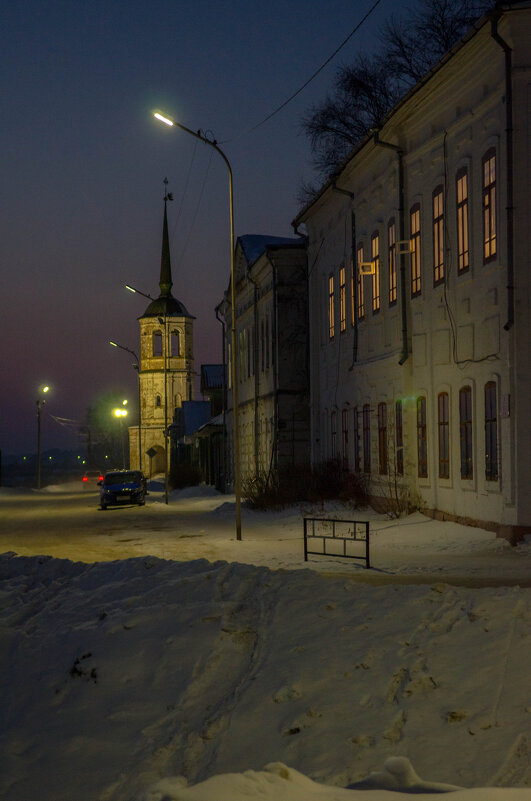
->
1, 0, 393, 455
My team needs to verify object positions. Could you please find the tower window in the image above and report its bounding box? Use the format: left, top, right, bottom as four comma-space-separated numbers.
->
170, 329, 180, 357
153, 331, 163, 357
156, 395, 161, 408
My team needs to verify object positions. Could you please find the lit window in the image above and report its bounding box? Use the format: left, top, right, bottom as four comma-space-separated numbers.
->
482, 149, 496, 262
341, 408, 349, 468
357, 245, 365, 320
485, 382, 498, 481
456, 168, 469, 273
388, 219, 397, 305
378, 402, 387, 474
438, 392, 449, 479
371, 232, 380, 313
417, 396, 427, 478
152, 330, 163, 357
410, 204, 421, 297
363, 404, 371, 473
339, 266, 346, 332
459, 386, 473, 479
395, 400, 403, 476
433, 186, 444, 285
328, 275, 335, 339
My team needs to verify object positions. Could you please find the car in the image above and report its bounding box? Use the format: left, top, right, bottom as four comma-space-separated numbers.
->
82, 469, 104, 488
98, 470, 147, 510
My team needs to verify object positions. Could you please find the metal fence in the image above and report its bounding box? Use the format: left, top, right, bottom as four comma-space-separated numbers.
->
303, 517, 370, 568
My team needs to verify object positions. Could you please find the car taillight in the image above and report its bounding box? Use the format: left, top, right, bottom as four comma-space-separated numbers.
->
98, 476, 104, 481
82, 476, 88, 482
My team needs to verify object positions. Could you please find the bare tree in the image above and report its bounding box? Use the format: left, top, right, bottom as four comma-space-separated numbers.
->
300, 0, 493, 186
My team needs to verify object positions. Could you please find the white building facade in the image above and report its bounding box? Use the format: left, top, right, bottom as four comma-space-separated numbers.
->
295, 6, 531, 541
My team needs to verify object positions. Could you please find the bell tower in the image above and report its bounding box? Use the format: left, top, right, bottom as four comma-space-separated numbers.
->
128, 181, 195, 474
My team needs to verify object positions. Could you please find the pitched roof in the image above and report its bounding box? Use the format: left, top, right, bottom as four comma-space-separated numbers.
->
238, 234, 306, 267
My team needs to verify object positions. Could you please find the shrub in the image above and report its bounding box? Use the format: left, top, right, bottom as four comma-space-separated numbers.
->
242, 460, 369, 510
169, 461, 202, 490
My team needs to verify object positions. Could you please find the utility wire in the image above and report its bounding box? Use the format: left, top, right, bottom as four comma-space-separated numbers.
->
220, 0, 383, 144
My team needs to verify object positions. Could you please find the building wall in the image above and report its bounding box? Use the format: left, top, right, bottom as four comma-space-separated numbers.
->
222, 242, 310, 485
301, 10, 531, 537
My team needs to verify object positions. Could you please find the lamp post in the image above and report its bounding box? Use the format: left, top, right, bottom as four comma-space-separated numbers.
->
110, 341, 142, 472
126, 284, 169, 505
113, 403, 128, 469
154, 111, 242, 540
36, 385, 50, 489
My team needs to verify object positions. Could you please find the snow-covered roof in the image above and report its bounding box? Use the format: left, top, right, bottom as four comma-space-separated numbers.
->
238, 234, 306, 267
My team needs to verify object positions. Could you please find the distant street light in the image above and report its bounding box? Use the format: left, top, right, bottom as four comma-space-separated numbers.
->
113, 406, 128, 469
126, 283, 169, 504
110, 341, 142, 472
36, 385, 50, 490
153, 110, 242, 541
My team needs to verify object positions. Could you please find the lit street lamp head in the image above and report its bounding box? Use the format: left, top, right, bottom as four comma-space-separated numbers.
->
154, 112, 174, 127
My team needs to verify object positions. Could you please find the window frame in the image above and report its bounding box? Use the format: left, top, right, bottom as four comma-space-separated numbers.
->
339, 264, 346, 332
438, 392, 450, 479
410, 203, 422, 297
341, 408, 349, 469
417, 396, 428, 478
482, 148, 497, 263
456, 167, 470, 273
328, 274, 335, 339
395, 399, 404, 476
388, 218, 397, 306
362, 403, 371, 473
357, 245, 365, 320
432, 185, 445, 286
371, 231, 380, 313
484, 381, 498, 481
152, 330, 163, 357
459, 386, 473, 480
378, 402, 388, 475
353, 406, 361, 473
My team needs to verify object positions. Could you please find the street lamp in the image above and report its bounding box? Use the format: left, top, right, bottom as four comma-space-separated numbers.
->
154, 110, 242, 541
109, 341, 142, 472
113, 405, 128, 469
126, 284, 169, 505
36, 385, 50, 489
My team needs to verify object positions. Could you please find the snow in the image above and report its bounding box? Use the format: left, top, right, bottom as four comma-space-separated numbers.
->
0, 484, 530, 800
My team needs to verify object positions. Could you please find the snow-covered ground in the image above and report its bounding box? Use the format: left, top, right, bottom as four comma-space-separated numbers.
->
0, 484, 530, 800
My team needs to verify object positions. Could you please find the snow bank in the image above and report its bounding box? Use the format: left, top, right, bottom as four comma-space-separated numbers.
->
1, 554, 530, 801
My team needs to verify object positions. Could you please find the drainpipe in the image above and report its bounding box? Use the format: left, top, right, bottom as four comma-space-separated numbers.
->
247, 270, 260, 477
373, 131, 409, 364
491, 15, 514, 331
215, 303, 227, 492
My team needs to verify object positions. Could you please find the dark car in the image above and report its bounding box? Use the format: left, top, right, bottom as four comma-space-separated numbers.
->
98, 470, 147, 510
82, 469, 104, 488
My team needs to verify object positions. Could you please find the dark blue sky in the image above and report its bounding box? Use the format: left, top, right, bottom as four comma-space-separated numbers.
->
1, 0, 394, 455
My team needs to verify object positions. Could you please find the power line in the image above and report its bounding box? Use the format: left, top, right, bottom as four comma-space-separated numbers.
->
220, 0, 383, 144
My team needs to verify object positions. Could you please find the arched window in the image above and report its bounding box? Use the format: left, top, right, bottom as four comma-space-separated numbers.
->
156, 395, 161, 408
152, 331, 163, 357
438, 392, 449, 479
170, 329, 180, 357
459, 386, 473, 479
417, 397, 427, 477
485, 381, 498, 481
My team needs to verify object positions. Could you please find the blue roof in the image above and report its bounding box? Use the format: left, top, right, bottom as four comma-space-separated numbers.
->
238, 234, 305, 267
201, 364, 225, 391
181, 401, 211, 435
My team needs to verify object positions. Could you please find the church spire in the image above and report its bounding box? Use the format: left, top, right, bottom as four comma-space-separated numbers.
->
159, 177, 173, 298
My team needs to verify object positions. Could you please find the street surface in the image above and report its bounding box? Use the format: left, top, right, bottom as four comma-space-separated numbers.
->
1, 484, 530, 586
